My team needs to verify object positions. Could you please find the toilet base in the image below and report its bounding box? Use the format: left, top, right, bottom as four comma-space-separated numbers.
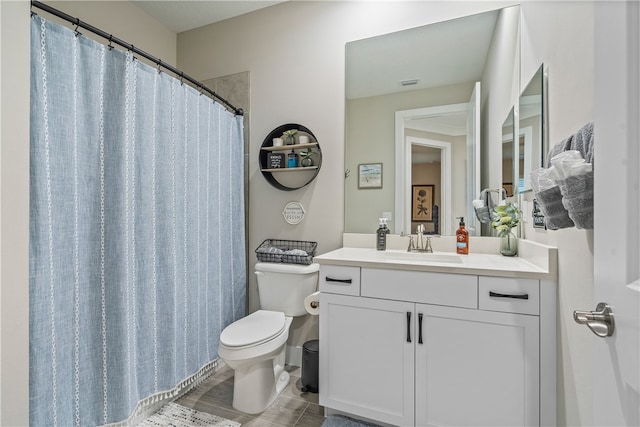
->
231, 346, 290, 414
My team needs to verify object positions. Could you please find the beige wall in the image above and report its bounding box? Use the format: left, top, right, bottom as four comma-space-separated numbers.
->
1, 2, 31, 424
520, 1, 595, 426
48, 1, 177, 66
0, 2, 176, 424
178, 0, 519, 350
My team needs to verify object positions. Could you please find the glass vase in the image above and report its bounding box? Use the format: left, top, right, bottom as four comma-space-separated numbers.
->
499, 229, 518, 256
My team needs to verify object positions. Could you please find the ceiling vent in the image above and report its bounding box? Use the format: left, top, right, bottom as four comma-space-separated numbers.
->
399, 79, 420, 87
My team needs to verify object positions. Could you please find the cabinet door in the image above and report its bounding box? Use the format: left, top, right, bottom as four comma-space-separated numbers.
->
415, 304, 539, 427
320, 293, 415, 426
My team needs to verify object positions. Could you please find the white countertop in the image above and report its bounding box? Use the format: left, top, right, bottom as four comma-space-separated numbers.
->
314, 246, 557, 280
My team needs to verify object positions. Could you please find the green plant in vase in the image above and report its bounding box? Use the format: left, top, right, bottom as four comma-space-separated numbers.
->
298, 149, 316, 167
491, 203, 520, 256
282, 129, 298, 145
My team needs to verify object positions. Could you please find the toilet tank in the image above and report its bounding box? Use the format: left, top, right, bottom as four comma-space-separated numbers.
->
255, 262, 319, 316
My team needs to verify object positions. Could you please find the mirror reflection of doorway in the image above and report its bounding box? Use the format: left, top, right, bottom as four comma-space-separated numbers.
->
395, 85, 480, 237
411, 144, 441, 234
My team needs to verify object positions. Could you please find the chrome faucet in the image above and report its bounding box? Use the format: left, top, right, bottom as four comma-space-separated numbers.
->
408, 225, 439, 253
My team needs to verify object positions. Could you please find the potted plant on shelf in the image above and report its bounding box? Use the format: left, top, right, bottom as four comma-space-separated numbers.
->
282, 129, 298, 145
491, 203, 520, 256
298, 149, 316, 167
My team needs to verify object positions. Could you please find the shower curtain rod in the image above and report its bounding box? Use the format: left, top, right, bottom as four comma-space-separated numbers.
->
31, 0, 244, 116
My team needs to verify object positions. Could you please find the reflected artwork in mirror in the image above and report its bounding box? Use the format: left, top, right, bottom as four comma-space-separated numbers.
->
518, 64, 547, 193
344, 6, 520, 236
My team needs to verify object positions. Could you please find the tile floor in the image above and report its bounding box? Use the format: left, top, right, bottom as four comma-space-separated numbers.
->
177, 363, 325, 427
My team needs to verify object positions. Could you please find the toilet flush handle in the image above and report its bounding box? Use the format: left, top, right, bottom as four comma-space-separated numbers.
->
255, 271, 265, 277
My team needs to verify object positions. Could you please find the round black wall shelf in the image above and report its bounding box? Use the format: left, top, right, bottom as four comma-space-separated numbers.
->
259, 123, 323, 191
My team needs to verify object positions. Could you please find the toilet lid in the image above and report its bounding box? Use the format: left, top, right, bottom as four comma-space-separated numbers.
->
220, 310, 286, 348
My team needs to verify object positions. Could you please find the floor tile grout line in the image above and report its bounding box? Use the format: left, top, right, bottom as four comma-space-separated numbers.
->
292, 401, 310, 426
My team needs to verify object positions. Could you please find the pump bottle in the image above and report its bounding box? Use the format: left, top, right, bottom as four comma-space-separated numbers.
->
456, 217, 469, 254
376, 218, 389, 251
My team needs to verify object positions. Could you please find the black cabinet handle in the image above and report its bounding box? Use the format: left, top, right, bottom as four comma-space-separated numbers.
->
489, 291, 529, 300
406, 311, 412, 343
418, 313, 423, 344
325, 277, 352, 284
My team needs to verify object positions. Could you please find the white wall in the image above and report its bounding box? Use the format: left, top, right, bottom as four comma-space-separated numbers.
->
520, 1, 595, 426
0, 2, 176, 424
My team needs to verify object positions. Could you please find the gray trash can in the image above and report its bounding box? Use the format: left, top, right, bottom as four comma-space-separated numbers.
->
301, 339, 319, 393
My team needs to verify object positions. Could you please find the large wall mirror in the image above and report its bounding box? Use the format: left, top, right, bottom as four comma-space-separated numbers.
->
344, 6, 520, 236
518, 64, 547, 193
502, 107, 517, 201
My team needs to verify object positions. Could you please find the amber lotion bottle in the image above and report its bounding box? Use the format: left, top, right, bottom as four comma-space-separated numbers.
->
456, 217, 469, 254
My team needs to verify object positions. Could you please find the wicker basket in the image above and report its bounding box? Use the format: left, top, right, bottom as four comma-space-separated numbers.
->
255, 239, 318, 265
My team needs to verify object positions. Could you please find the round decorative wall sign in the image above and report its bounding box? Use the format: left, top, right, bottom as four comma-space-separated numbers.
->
282, 201, 305, 225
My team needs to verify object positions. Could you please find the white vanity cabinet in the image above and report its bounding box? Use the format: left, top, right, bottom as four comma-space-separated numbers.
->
321, 292, 415, 426
416, 304, 539, 427
319, 264, 555, 427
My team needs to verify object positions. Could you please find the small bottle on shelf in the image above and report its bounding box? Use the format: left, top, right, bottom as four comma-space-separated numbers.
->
287, 149, 298, 168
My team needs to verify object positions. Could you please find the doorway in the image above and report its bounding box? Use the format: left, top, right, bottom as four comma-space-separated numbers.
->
395, 103, 468, 236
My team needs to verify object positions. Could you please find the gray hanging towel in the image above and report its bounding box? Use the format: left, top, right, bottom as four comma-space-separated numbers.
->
547, 121, 594, 166
534, 186, 575, 230
557, 170, 594, 229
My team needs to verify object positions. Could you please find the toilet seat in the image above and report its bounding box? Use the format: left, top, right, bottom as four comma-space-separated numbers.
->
220, 310, 286, 348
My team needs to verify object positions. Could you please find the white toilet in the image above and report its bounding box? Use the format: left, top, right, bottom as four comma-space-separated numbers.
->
218, 262, 319, 414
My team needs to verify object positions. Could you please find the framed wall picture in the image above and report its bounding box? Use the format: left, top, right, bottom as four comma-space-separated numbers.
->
358, 163, 383, 189
412, 185, 434, 221
503, 183, 514, 197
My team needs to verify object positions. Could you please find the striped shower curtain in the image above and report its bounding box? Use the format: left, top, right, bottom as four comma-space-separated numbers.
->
29, 16, 246, 426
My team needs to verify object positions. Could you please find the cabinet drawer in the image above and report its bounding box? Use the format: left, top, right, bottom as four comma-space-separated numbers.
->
320, 265, 361, 296
479, 276, 540, 315
361, 268, 477, 309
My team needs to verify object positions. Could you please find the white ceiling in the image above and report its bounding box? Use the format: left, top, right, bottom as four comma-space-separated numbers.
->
132, 0, 286, 33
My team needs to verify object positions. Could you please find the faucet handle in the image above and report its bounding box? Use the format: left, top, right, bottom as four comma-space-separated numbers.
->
425, 235, 434, 253
407, 235, 415, 252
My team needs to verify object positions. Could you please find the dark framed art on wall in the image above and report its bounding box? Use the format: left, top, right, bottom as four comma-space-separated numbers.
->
412, 185, 434, 221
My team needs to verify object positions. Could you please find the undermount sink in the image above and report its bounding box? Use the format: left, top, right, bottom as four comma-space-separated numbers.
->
378, 250, 463, 264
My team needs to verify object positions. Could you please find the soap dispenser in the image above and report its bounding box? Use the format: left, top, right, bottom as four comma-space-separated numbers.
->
377, 218, 389, 251
287, 149, 298, 168
456, 217, 469, 255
